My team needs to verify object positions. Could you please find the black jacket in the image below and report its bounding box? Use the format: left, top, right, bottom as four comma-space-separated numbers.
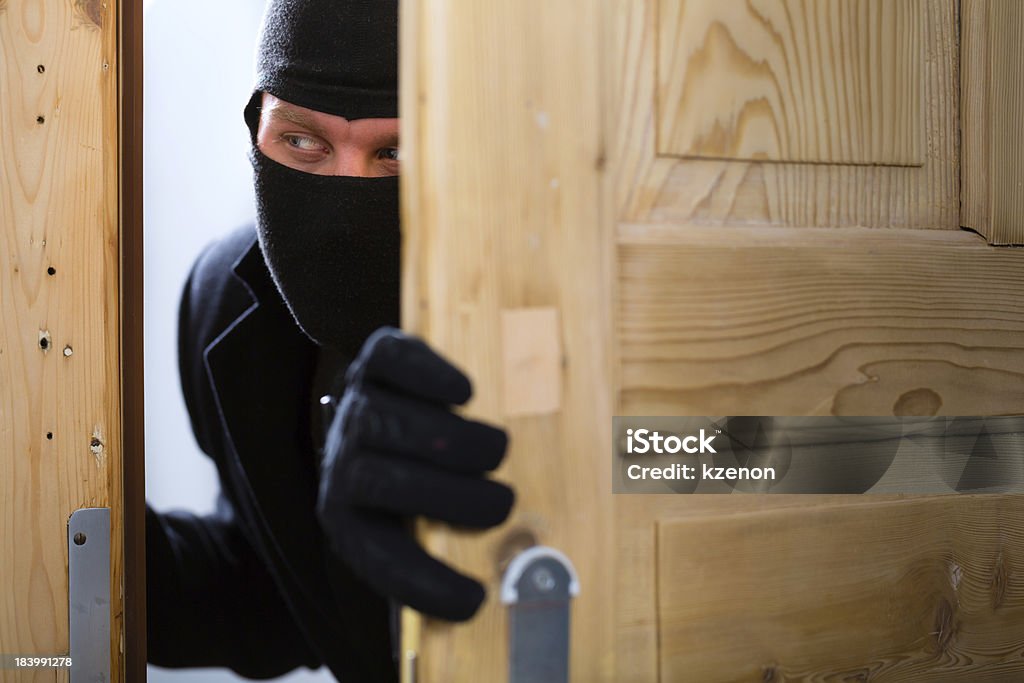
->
145, 225, 397, 681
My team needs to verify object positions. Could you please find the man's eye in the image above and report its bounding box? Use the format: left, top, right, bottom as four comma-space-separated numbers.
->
378, 147, 401, 162
282, 134, 323, 152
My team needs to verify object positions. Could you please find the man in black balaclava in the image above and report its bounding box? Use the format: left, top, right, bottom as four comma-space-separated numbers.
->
145, 1, 514, 680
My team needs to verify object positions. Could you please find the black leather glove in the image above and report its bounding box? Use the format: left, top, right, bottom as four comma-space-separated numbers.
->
316, 327, 515, 621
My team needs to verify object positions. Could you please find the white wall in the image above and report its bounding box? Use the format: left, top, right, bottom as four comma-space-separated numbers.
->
144, 0, 333, 680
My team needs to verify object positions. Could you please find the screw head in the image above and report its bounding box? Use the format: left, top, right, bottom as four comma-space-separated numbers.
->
532, 567, 556, 592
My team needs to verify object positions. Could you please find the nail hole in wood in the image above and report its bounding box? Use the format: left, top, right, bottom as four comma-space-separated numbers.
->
36, 115, 45, 124
47, 266, 56, 276
37, 64, 45, 73
39, 331, 51, 351
46, 432, 53, 440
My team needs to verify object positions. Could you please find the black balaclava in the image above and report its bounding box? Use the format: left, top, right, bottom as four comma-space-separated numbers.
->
245, 0, 400, 354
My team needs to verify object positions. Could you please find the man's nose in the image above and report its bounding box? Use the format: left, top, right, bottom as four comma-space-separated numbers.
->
331, 149, 372, 177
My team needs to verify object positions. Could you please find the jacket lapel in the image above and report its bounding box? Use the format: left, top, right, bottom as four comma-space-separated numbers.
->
201, 234, 336, 620
200, 232, 397, 679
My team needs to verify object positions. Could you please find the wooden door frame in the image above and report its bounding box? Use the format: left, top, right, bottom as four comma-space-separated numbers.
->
120, 0, 146, 677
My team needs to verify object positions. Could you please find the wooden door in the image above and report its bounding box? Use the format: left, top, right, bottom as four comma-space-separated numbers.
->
400, 0, 1024, 680
0, 0, 143, 680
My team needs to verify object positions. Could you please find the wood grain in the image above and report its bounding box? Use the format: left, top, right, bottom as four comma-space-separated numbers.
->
401, 0, 614, 680
960, 0, 1024, 245
616, 0, 959, 229
657, 496, 1024, 681
657, 0, 923, 165
616, 494, 923, 682
618, 225, 1024, 417
0, 0, 124, 679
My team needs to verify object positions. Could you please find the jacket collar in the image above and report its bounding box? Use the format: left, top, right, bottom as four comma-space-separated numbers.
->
231, 230, 283, 307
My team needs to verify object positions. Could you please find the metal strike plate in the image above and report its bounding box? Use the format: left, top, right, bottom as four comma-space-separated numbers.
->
69, 507, 110, 682
501, 546, 580, 683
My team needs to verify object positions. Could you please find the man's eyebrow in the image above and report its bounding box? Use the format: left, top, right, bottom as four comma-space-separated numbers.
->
264, 105, 329, 138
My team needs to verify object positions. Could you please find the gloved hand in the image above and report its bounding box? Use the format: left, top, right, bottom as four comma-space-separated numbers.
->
316, 327, 515, 621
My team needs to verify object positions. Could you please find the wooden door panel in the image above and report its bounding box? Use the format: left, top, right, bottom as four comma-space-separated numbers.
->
616, 0, 958, 230
618, 225, 1024, 417
657, 0, 923, 165
657, 496, 1024, 681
